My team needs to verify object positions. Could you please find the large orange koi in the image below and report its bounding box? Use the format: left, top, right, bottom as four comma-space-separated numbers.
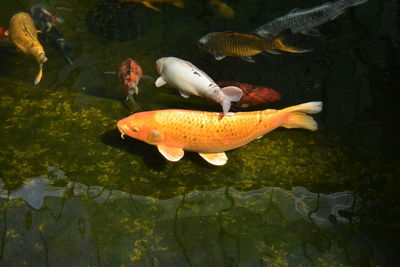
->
117, 101, 322, 166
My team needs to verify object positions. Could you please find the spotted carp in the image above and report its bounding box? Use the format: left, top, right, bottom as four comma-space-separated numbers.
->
117, 101, 322, 166
7, 12, 47, 85
253, 0, 368, 38
198, 30, 313, 62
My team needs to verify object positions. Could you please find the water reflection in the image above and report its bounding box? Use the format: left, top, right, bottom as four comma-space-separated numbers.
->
0, 167, 381, 266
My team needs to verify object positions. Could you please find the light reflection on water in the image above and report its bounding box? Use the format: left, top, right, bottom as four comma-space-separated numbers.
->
0, 167, 380, 266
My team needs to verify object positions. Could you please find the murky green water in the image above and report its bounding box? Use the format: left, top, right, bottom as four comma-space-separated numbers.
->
1, 0, 399, 266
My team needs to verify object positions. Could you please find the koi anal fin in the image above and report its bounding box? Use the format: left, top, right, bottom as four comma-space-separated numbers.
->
199, 152, 228, 166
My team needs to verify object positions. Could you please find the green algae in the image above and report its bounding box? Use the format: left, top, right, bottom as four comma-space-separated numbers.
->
0, 75, 397, 199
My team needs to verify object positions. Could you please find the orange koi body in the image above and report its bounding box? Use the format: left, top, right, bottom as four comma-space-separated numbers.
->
217, 81, 281, 108
117, 101, 322, 165
118, 58, 143, 95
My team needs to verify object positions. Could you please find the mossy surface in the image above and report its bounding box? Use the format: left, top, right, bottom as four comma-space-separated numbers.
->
0, 0, 399, 265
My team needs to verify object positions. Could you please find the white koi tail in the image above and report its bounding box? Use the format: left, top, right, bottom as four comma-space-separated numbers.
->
281, 101, 322, 131
218, 86, 243, 115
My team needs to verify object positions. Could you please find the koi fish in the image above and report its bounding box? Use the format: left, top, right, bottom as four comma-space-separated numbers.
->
0, 26, 7, 39
155, 56, 242, 115
198, 30, 312, 63
253, 0, 368, 38
117, 101, 322, 166
118, 58, 143, 110
7, 12, 47, 85
119, 0, 184, 11
30, 5, 74, 65
217, 81, 281, 108
207, 0, 234, 19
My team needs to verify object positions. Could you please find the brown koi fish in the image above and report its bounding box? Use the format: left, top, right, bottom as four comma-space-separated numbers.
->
117, 101, 322, 166
198, 30, 312, 62
120, 0, 184, 11
7, 12, 47, 85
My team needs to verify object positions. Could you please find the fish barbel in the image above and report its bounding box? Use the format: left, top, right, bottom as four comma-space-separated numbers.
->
117, 101, 322, 165
198, 30, 312, 62
253, 0, 368, 38
8, 12, 47, 85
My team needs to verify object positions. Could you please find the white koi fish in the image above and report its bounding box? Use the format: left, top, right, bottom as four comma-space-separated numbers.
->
155, 57, 242, 115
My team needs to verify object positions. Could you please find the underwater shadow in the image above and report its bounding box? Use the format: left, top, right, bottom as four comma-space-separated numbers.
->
100, 129, 168, 171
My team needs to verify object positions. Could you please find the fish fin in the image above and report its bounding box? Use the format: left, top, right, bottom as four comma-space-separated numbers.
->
172, 0, 185, 8
4, 30, 9, 37
157, 145, 184, 162
273, 29, 314, 54
142, 1, 161, 11
155, 76, 167, 87
199, 152, 227, 166
219, 86, 243, 115
330, 10, 345, 20
104, 70, 117, 74
347, 0, 368, 7
178, 91, 190, 98
254, 30, 275, 39
34, 64, 43, 85
241, 56, 255, 63
257, 135, 264, 139
300, 28, 322, 36
214, 54, 226, 60
220, 86, 243, 102
281, 101, 323, 131
127, 94, 142, 111
265, 49, 281, 55
288, 7, 300, 14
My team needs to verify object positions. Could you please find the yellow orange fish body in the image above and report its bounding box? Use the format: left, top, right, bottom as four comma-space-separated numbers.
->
8, 12, 47, 84
117, 101, 322, 165
199, 31, 312, 62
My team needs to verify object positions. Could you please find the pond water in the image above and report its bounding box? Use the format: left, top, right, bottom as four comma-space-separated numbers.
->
0, 0, 399, 266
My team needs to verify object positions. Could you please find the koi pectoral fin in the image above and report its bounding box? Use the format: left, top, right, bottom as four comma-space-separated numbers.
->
155, 76, 167, 87
157, 145, 184, 162
199, 152, 227, 166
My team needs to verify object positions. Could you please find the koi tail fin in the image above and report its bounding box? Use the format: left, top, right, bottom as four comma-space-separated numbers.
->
273, 29, 314, 54
281, 101, 322, 131
218, 86, 243, 115
172, 0, 185, 8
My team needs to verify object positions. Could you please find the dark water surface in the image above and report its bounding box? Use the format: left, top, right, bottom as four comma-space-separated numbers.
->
0, 0, 399, 266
